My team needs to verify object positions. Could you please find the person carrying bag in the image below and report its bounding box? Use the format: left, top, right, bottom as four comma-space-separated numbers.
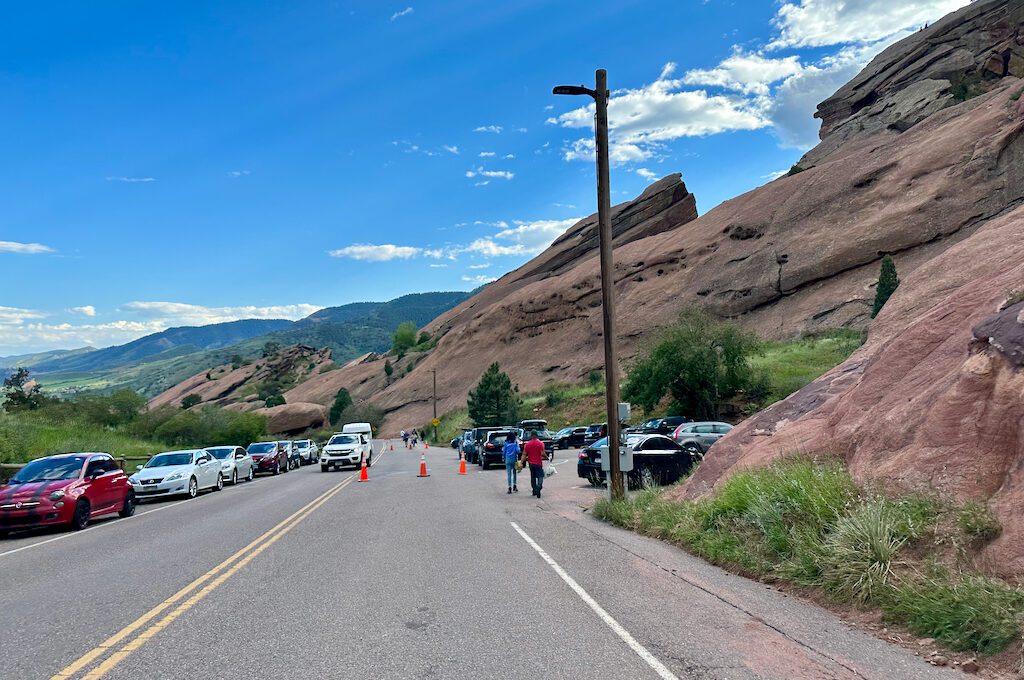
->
522, 431, 546, 499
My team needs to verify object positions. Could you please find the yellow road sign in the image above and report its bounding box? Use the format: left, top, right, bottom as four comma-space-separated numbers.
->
431, 418, 441, 427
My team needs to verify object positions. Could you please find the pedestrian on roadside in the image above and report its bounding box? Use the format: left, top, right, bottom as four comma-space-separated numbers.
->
522, 430, 546, 498
503, 431, 519, 494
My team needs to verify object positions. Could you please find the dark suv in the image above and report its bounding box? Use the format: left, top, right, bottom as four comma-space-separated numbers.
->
627, 416, 690, 437
479, 429, 518, 469
582, 423, 607, 447
465, 426, 504, 465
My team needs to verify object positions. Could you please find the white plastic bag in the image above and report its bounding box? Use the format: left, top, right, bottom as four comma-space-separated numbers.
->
544, 462, 557, 477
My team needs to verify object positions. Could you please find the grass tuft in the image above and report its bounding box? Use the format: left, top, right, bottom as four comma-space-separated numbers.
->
594, 458, 1023, 655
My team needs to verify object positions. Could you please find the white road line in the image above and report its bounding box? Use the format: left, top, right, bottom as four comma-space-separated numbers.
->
511, 521, 680, 680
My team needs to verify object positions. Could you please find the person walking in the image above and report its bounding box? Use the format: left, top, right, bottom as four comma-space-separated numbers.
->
503, 432, 519, 494
522, 430, 546, 498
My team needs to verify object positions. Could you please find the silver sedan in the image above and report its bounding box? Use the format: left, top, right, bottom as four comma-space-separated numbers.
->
129, 450, 224, 500
205, 446, 255, 485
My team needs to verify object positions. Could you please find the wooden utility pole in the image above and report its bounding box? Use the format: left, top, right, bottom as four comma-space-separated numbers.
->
554, 69, 623, 500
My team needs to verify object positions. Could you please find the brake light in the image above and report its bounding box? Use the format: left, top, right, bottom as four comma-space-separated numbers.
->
485, 443, 497, 451
579, 452, 588, 460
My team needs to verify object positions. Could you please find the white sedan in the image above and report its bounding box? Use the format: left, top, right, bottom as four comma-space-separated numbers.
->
205, 446, 255, 485
129, 450, 224, 500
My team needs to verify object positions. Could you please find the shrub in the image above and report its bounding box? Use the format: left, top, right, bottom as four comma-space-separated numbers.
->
872, 255, 899, 318
337, 402, 385, 432
264, 395, 286, 408
392, 321, 417, 354
1002, 289, 1024, 310
329, 388, 352, 426
417, 331, 431, 345
957, 501, 1001, 541
181, 394, 202, 410
231, 354, 245, 369
261, 341, 281, 358
587, 370, 603, 387
786, 164, 805, 176
384, 360, 394, 379
1011, 87, 1024, 102
621, 308, 762, 419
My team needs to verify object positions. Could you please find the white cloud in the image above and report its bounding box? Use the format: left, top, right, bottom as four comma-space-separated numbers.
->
769, 0, 970, 49
0, 306, 46, 325
69, 305, 97, 317
428, 263, 448, 268
328, 244, 422, 261
120, 301, 322, 326
634, 168, 657, 180
474, 181, 490, 187
228, 170, 251, 177
478, 151, 496, 157
465, 167, 514, 180
443, 145, 460, 155
544, 105, 554, 111
474, 125, 503, 133
105, 176, 155, 183
763, 169, 789, 181
0, 320, 168, 355
503, 154, 515, 159
684, 50, 803, 95
516, 128, 528, 133
465, 217, 579, 258
0, 241, 55, 254
461, 274, 498, 284
553, 202, 576, 209
467, 263, 491, 270
554, 63, 767, 163
390, 6, 414, 21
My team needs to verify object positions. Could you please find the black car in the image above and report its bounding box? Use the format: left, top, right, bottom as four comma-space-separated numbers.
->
465, 426, 505, 465
626, 416, 690, 437
577, 434, 697, 489
479, 430, 518, 469
555, 426, 588, 449
581, 423, 607, 448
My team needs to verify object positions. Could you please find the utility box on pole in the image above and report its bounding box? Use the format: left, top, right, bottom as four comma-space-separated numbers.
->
599, 442, 633, 473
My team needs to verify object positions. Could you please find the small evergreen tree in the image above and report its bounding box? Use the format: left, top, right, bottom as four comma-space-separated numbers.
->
872, 255, 899, 318
261, 341, 281, 358
181, 394, 202, 409
2, 368, 51, 412
329, 388, 353, 425
384, 359, 394, 379
417, 331, 431, 346
230, 354, 244, 369
264, 395, 286, 408
467, 362, 522, 426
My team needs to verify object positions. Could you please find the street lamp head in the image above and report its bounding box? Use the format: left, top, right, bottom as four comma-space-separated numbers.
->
553, 84, 595, 97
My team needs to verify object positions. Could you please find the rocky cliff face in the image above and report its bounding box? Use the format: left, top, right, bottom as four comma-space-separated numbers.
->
148, 345, 332, 435
678, 0, 1024, 575
301, 3, 1024, 441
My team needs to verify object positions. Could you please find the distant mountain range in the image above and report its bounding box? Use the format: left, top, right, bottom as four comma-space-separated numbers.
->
15, 291, 471, 396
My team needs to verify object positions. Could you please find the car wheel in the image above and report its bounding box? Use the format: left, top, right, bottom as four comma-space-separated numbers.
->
247, 466, 254, 482
118, 490, 136, 518
214, 474, 224, 491
636, 465, 657, 490
71, 499, 91, 530
187, 477, 199, 498
684, 443, 702, 458
231, 470, 238, 486
321, 465, 329, 472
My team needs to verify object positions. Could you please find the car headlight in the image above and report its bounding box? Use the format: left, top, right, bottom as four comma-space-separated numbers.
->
128, 475, 138, 484
49, 489, 65, 501
165, 471, 186, 482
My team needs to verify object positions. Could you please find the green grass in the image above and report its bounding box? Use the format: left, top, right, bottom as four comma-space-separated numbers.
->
0, 413, 164, 465
749, 330, 864, 405
594, 459, 1023, 655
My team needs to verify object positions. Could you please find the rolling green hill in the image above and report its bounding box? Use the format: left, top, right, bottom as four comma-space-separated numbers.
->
33, 291, 471, 397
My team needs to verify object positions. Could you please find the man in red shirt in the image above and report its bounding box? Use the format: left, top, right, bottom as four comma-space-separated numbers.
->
521, 431, 546, 498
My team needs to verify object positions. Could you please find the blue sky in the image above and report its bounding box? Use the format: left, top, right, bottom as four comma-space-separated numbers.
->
0, 0, 969, 355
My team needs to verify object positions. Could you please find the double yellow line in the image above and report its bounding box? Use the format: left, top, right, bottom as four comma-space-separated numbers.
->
52, 472, 359, 680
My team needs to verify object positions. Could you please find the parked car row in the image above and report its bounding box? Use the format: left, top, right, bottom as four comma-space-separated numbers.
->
576, 434, 698, 489
0, 429, 366, 536
457, 420, 556, 468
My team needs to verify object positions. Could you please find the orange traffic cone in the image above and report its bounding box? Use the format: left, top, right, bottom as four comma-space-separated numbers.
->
358, 458, 369, 482
424, 440, 429, 450
417, 453, 430, 478
389, 442, 394, 451
458, 454, 467, 476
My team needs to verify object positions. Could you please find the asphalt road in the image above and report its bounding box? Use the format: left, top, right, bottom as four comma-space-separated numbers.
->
1, 442, 964, 679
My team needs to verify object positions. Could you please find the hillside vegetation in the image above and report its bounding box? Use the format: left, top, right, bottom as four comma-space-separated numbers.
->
595, 459, 1020, 657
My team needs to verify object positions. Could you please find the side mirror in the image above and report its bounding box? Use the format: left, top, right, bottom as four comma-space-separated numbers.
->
136, 464, 144, 471
235, 452, 246, 459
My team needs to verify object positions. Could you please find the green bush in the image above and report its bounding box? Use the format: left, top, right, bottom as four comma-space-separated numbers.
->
181, 394, 202, 409
264, 395, 286, 408
337, 402, 385, 432
467, 362, 522, 426
621, 308, 762, 420
957, 501, 1001, 541
392, 321, 417, 354
872, 255, 899, 318
329, 388, 353, 426
594, 459, 1023, 655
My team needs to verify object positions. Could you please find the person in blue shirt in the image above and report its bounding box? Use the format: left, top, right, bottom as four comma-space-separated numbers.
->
503, 431, 520, 494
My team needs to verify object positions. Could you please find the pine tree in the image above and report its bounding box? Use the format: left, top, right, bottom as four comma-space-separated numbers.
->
872, 255, 899, 318
384, 359, 394, 379
467, 362, 522, 426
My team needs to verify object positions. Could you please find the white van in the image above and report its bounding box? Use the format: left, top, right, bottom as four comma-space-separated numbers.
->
319, 422, 373, 472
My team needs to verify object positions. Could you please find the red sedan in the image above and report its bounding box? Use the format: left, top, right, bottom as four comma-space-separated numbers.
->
0, 453, 135, 535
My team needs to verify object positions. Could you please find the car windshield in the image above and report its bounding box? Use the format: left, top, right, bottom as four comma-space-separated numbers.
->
328, 435, 358, 446
247, 443, 276, 454
294, 441, 310, 448
146, 453, 193, 468
590, 437, 608, 449
9, 456, 86, 483
206, 448, 234, 460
